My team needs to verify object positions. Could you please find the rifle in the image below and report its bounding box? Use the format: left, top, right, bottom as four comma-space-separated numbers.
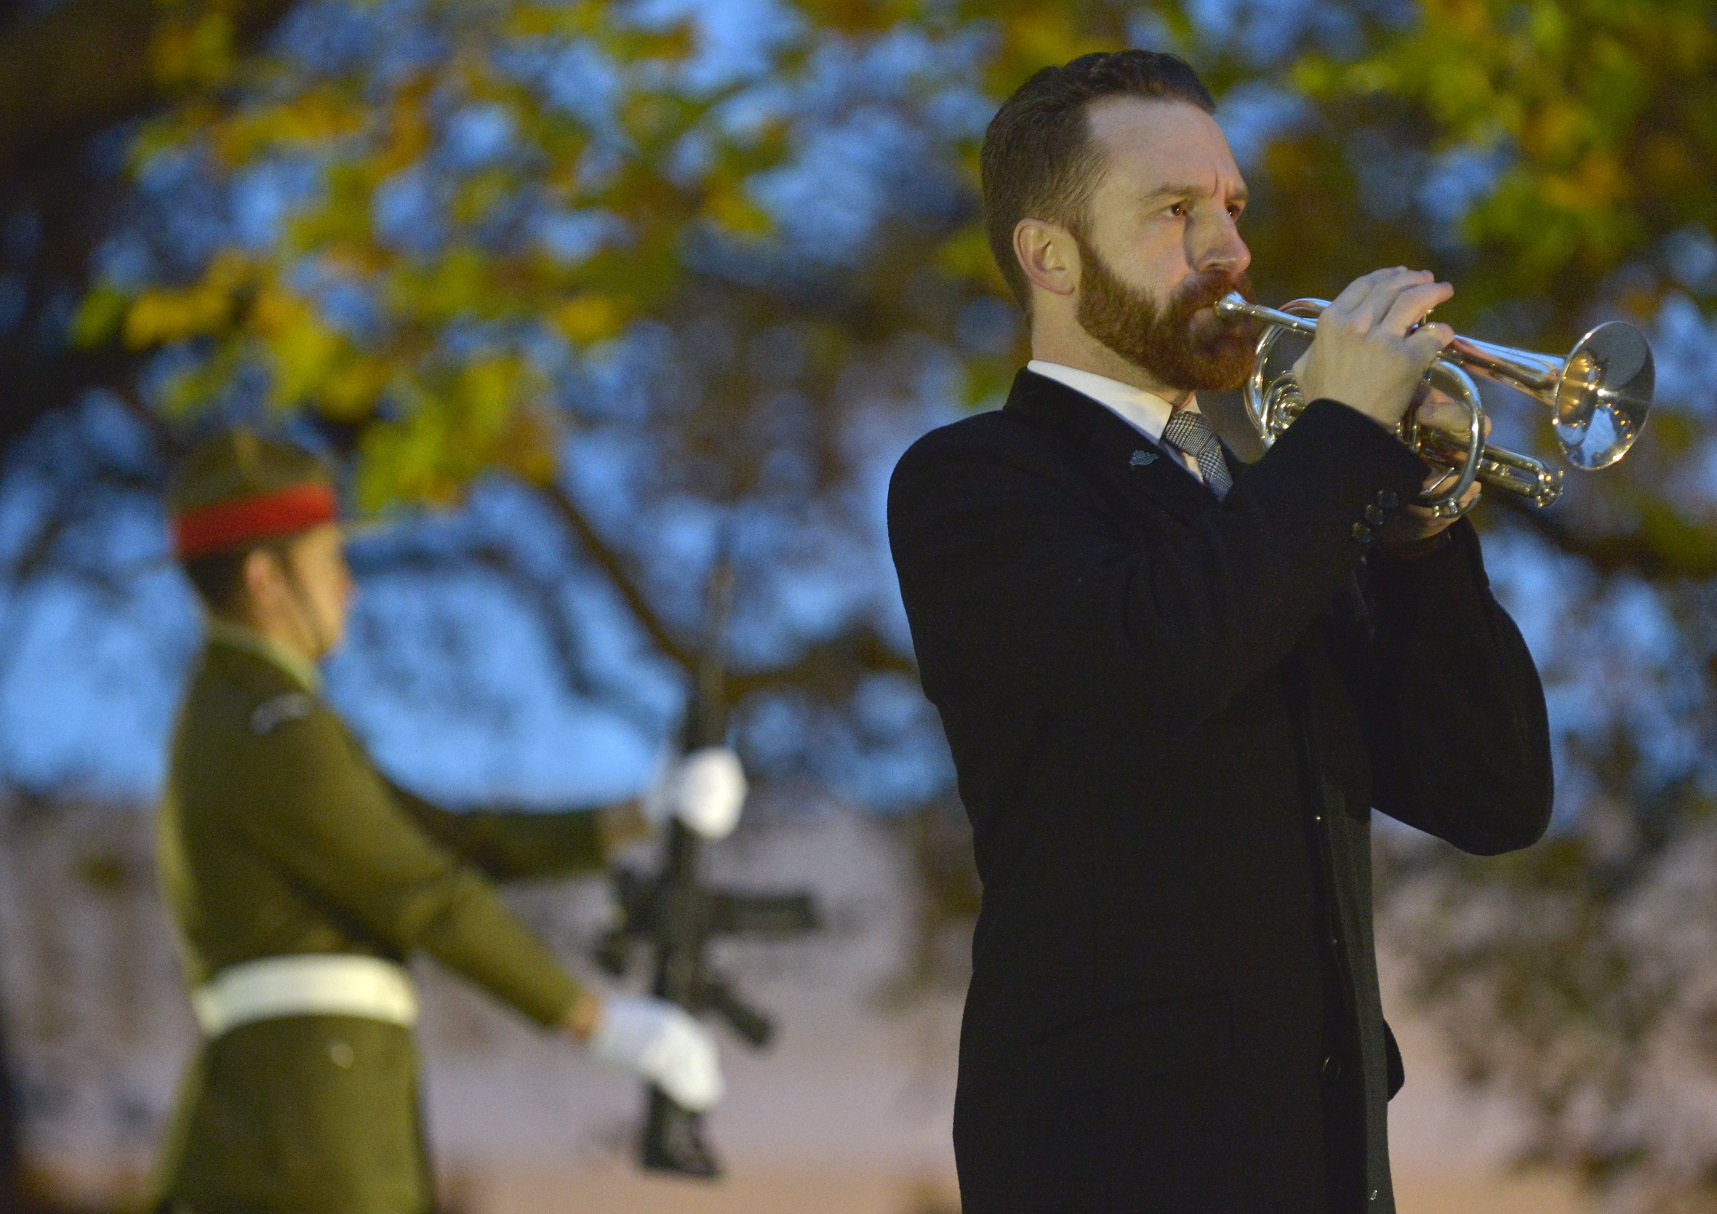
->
595, 554, 822, 1178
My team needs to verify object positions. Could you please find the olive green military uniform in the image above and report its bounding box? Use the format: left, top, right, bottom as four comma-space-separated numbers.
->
152, 622, 608, 1214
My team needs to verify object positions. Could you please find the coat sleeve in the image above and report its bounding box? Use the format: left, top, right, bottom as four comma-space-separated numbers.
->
1353, 520, 1554, 854
888, 399, 1430, 738
235, 711, 585, 1028
386, 780, 610, 880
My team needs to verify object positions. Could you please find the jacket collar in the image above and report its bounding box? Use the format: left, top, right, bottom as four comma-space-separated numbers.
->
1024, 360, 1186, 446
1002, 368, 1228, 524
205, 618, 322, 693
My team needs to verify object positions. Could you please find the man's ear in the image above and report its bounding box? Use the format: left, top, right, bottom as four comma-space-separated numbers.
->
240, 547, 280, 608
1013, 219, 1080, 300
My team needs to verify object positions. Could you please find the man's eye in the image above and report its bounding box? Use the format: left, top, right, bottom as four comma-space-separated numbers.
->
1166, 201, 1188, 218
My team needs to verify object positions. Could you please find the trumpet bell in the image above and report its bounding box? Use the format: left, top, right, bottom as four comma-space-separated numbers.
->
1555, 321, 1653, 470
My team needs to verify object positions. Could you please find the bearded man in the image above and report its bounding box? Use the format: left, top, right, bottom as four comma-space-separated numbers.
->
887, 51, 1553, 1214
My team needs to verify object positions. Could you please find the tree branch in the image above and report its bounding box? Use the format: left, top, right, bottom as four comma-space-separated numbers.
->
729, 624, 917, 702
537, 483, 693, 671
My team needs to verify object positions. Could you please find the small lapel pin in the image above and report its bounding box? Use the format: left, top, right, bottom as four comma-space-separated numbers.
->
1129, 449, 1158, 467
251, 692, 314, 736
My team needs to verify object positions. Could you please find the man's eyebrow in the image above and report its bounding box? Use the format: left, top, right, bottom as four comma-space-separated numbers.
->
1142, 184, 1250, 204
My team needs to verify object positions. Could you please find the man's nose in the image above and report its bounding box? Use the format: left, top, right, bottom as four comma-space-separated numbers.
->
1195, 215, 1250, 277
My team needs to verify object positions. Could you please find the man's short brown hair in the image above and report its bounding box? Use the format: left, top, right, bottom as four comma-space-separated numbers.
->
980, 50, 1217, 313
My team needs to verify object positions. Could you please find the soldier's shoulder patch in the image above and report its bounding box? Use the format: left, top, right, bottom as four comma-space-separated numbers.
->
250, 692, 316, 736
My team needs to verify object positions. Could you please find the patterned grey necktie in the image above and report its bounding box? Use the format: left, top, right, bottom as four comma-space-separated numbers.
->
1160, 410, 1233, 501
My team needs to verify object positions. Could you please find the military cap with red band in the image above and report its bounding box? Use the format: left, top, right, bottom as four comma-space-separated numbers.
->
167, 430, 340, 560
172, 482, 339, 559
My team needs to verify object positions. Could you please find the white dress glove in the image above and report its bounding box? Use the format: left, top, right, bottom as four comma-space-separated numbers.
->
642, 746, 747, 840
587, 994, 725, 1111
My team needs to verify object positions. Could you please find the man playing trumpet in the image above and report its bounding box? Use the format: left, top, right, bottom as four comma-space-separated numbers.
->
888, 50, 1553, 1214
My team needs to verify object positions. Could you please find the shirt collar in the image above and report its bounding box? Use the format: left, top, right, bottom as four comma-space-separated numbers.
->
205, 619, 322, 694
1025, 360, 1198, 445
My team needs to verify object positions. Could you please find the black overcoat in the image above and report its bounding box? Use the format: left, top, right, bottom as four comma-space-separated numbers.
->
886, 371, 1553, 1214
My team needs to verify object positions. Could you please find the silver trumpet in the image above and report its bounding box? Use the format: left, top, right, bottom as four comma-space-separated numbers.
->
1211, 292, 1655, 517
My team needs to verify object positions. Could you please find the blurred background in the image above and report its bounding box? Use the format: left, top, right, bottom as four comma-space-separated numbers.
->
0, 0, 1713, 1210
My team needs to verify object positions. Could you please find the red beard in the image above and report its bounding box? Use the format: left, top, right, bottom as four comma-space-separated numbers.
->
1074, 234, 1259, 393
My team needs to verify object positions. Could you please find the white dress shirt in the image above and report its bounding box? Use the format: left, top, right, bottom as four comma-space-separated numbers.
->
1025, 360, 1207, 484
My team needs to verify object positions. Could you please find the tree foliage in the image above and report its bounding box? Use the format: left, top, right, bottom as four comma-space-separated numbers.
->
2, 0, 1717, 1206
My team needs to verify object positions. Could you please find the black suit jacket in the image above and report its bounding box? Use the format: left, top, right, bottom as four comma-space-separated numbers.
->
887, 371, 1552, 1214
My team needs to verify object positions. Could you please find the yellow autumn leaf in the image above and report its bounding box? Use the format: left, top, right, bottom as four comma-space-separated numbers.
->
640, 22, 697, 62
453, 356, 529, 433
378, 83, 435, 176
988, 10, 1115, 91
122, 253, 252, 348
355, 409, 454, 513
320, 357, 393, 422
451, 168, 516, 227
1521, 99, 1589, 162
553, 294, 627, 343
212, 87, 365, 165
607, 21, 698, 64
705, 182, 772, 238
390, 248, 493, 323
159, 348, 242, 419
123, 293, 194, 349
620, 95, 688, 148
71, 286, 131, 349
264, 306, 345, 409
936, 224, 1003, 288
1540, 150, 1624, 214
794, 0, 898, 36
249, 284, 306, 335
505, 0, 604, 40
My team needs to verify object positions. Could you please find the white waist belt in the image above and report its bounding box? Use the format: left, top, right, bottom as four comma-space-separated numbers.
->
192, 954, 418, 1038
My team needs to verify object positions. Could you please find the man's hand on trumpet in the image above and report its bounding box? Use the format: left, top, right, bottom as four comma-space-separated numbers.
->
1290, 267, 1456, 431
1282, 265, 1478, 548
1377, 389, 1488, 550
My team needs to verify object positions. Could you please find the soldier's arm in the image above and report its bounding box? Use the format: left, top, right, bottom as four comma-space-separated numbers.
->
384, 779, 649, 880
237, 709, 589, 1028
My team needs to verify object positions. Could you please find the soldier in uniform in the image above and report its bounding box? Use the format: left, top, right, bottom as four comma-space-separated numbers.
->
152, 430, 744, 1214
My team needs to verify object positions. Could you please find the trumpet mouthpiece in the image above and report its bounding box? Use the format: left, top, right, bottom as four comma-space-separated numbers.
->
1214, 292, 1250, 317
